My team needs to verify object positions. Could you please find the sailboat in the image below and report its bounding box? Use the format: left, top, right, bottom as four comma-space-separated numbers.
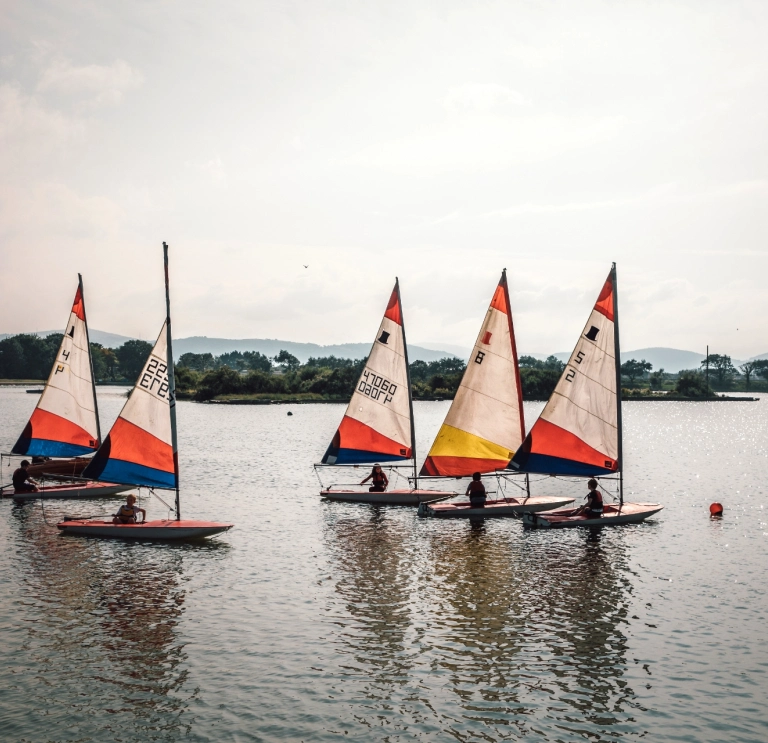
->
4, 276, 131, 502
316, 279, 455, 505
417, 270, 574, 518
57, 243, 233, 539
515, 264, 663, 528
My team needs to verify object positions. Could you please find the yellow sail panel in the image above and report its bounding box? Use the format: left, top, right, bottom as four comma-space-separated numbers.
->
421, 271, 525, 477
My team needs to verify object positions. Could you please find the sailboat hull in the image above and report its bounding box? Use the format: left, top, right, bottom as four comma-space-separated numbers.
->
57, 519, 233, 540
6, 482, 132, 502
320, 488, 455, 505
25, 457, 90, 479
418, 495, 574, 518
522, 502, 663, 528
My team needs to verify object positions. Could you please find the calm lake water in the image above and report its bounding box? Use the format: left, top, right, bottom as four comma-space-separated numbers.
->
0, 386, 766, 742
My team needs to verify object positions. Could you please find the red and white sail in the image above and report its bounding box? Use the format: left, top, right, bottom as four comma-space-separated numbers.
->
421, 270, 525, 476
83, 322, 177, 489
321, 281, 412, 464
509, 266, 620, 476
12, 277, 100, 458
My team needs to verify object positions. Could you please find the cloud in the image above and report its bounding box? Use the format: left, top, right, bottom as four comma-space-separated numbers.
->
185, 157, 227, 188
37, 59, 143, 105
443, 83, 529, 114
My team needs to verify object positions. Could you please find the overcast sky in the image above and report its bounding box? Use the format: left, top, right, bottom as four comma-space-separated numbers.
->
1, 1, 766, 356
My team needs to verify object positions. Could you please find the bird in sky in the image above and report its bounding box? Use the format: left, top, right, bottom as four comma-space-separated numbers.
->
303, 264, 309, 268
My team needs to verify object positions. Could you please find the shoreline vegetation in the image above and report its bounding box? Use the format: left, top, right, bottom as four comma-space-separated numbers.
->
1, 334, 765, 402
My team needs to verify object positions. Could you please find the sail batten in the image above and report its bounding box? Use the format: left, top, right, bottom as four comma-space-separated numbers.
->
321, 281, 412, 465
82, 322, 177, 489
509, 267, 620, 476
421, 271, 525, 477
12, 279, 100, 458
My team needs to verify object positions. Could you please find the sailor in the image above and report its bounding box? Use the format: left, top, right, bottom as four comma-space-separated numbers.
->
12, 461, 39, 493
466, 472, 486, 508
113, 494, 146, 524
360, 464, 389, 492
576, 478, 604, 518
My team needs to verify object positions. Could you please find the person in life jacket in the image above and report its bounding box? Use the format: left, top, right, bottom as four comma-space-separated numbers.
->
113, 494, 146, 524
12, 461, 39, 493
576, 478, 604, 518
360, 464, 389, 492
466, 472, 487, 508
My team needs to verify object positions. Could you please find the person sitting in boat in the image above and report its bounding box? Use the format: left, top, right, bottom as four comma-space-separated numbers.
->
12, 461, 39, 493
466, 472, 486, 508
576, 478, 604, 518
360, 464, 389, 492
113, 494, 146, 524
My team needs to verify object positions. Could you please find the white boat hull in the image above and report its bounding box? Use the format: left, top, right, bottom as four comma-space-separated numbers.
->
320, 488, 455, 505
7, 482, 132, 502
57, 519, 233, 540
522, 502, 664, 529
418, 495, 574, 518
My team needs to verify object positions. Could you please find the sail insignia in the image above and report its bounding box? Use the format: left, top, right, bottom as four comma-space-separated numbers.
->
82, 322, 178, 489
12, 282, 100, 458
509, 269, 619, 476
421, 271, 525, 477
321, 282, 412, 465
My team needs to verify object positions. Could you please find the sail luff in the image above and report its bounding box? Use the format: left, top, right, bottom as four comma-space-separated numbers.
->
612, 262, 624, 504
320, 281, 412, 465
502, 268, 526, 445
508, 267, 619, 477
420, 270, 525, 477
163, 242, 181, 520
11, 280, 100, 458
397, 277, 418, 487
80, 273, 102, 447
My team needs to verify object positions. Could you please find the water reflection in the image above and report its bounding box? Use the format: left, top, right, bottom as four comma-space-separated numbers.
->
323, 505, 421, 732
423, 524, 642, 740
7, 504, 196, 742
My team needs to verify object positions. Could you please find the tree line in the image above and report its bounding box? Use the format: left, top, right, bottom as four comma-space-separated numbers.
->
0, 333, 154, 383
3, 332, 765, 399
177, 351, 569, 402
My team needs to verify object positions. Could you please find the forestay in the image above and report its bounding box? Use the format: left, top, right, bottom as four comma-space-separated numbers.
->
322, 281, 412, 464
82, 322, 178, 489
509, 267, 619, 476
12, 278, 100, 458
421, 270, 525, 476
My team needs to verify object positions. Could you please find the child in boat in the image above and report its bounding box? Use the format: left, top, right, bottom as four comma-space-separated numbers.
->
576, 478, 604, 518
113, 494, 146, 524
12, 461, 39, 493
466, 472, 486, 508
360, 464, 389, 492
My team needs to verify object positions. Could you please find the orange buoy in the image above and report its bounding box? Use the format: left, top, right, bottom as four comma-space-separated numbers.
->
709, 502, 724, 516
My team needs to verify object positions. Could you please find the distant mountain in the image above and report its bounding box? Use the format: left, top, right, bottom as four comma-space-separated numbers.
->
172, 336, 454, 363
0, 329, 136, 348
2, 329, 761, 371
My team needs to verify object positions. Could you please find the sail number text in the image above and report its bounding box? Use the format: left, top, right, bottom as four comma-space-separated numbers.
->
358, 369, 397, 405
140, 358, 174, 402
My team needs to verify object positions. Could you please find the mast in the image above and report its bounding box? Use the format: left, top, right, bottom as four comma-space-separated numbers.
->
79, 273, 102, 447
163, 242, 181, 520
501, 267, 529, 497
612, 262, 624, 507
398, 277, 418, 490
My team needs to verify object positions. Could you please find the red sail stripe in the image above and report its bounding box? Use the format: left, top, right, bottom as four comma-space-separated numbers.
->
527, 418, 617, 471
72, 285, 86, 322
337, 415, 411, 458
105, 417, 175, 474
421, 455, 508, 477
489, 281, 509, 315
593, 275, 614, 322
383, 286, 402, 325
28, 407, 96, 448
